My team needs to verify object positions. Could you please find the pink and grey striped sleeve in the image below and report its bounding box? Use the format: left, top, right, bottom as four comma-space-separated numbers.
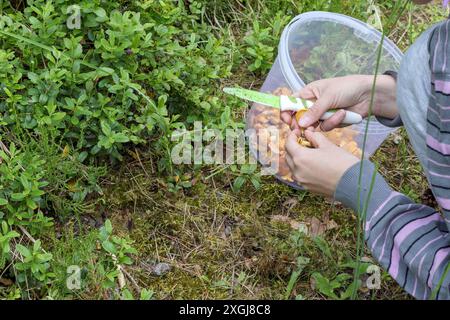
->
334, 20, 450, 300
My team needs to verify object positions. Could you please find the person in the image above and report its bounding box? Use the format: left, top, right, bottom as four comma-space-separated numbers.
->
281, 0, 450, 299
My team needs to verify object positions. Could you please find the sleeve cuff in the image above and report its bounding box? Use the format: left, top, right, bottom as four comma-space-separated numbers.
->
375, 70, 403, 128
375, 115, 403, 127
383, 70, 398, 81
334, 160, 394, 217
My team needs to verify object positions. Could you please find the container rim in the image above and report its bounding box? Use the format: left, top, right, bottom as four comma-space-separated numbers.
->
278, 11, 404, 91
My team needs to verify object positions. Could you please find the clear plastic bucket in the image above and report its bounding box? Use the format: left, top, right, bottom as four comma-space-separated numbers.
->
247, 11, 404, 189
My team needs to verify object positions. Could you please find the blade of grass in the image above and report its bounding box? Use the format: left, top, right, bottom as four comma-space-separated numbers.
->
352, 0, 410, 299
430, 261, 450, 300
352, 163, 378, 299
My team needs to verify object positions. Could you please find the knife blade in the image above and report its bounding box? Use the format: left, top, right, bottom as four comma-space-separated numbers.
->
223, 87, 362, 125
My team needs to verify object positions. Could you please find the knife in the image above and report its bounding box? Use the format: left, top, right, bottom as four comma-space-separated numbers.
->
223, 87, 362, 125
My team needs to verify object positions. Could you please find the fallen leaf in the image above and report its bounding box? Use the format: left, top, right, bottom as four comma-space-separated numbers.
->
309, 276, 316, 291
62, 145, 70, 158
244, 258, 253, 269
0, 278, 13, 287
304, 214, 339, 237
67, 179, 79, 192
282, 198, 298, 211
326, 219, 338, 231
223, 225, 232, 238
191, 264, 203, 276
221, 216, 234, 239
127, 150, 139, 161
271, 215, 290, 224
271, 213, 338, 236
361, 256, 373, 263
309, 216, 325, 237
271, 214, 301, 230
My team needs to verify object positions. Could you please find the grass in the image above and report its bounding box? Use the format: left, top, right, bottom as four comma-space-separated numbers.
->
0, 0, 447, 300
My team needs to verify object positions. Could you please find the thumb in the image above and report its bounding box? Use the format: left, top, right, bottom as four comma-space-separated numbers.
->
304, 130, 333, 149
298, 95, 333, 128
285, 129, 302, 156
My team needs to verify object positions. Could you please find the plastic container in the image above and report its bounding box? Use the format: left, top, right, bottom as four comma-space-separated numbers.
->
246, 11, 404, 189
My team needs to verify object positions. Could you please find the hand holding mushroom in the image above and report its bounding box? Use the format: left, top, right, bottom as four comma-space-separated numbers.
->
281, 74, 398, 196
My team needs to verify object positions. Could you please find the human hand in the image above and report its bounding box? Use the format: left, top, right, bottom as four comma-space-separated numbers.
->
285, 128, 359, 197
282, 75, 397, 131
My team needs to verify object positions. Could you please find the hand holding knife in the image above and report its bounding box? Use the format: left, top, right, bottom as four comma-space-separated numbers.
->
223, 87, 362, 125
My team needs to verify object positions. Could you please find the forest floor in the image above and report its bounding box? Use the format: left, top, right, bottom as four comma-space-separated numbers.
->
97, 2, 446, 300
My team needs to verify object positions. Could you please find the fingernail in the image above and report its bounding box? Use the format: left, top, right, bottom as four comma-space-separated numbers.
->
298, 116, 310, 127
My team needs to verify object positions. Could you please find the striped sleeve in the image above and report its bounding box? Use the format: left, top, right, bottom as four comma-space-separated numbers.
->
424, 18, 450, 299
335, 160, 450, 300
428, 18, 450, 232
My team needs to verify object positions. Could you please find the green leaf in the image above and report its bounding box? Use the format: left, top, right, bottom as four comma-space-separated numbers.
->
313, 236, 332, 259
20, 175, 30, 190
16, 244, 31, 258
140, 289, 154, 300
121, 288, 134, 300
341, 280, 362, 300
52, 112, 66, 122
100, 120, 112, 136
27, 72, 39, 83
312, 272, 339, 299
77, 151, 88, 163
94, 8, 107, 19
120, 256, 133, 265
113, 133, 130, 143
104, 219, 113, 234
285, 270, 300, 300
1, 221, 7, 234
102, 240, 116, 254
232, 176, 246, 192
33, 239, 42, 252
7, 231, 19, 239
26, 198, 38, 210
250, 176, 261, 189
246, 48, 257, 56
10, 193, 25, 201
